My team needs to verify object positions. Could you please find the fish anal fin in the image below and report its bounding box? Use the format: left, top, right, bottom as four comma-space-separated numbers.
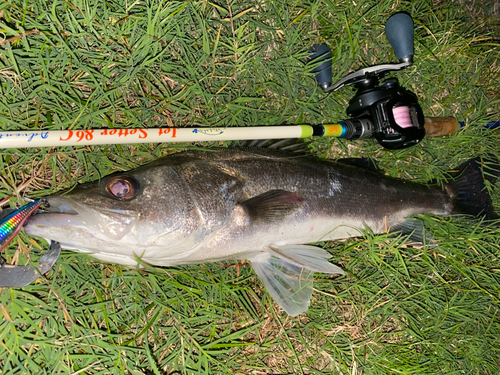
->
248, 245, 345, 316
240, 190, 304, 223
390, 218, 436, 247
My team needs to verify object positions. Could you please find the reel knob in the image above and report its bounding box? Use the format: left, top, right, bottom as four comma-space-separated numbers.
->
308, 44, 333, 91
385, 12, 414, 64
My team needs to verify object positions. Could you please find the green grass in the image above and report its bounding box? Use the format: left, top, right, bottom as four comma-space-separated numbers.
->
1, 0, 500, 373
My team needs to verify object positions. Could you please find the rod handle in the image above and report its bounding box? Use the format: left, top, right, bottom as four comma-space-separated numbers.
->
424, 117, 460, 137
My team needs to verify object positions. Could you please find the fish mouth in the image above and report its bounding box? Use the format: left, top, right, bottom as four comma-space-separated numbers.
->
25, 196, 139, 242
44, 197, 79, 215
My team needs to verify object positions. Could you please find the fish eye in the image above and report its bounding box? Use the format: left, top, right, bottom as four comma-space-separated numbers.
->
104, 176, 139, 200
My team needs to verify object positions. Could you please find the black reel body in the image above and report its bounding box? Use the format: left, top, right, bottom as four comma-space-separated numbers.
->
347, 77, 425, 149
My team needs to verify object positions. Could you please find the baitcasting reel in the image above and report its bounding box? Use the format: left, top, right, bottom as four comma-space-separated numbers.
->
309, 13, 425, 149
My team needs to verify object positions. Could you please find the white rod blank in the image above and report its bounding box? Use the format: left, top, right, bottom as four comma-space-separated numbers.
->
0, 126, 309, 149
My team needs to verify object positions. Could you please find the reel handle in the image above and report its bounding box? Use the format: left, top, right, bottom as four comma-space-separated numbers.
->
385, 12, 414, 64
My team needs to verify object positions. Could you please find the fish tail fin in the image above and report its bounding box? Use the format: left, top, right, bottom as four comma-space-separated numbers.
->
248, 245, 344, 316
447, 157, 499, 220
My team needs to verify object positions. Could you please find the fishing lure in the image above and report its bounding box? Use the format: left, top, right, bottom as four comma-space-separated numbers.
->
0, 200, 44, 253
0, 199, 60, 288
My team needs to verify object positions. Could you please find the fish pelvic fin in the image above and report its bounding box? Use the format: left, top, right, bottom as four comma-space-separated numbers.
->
248, 245, 345, 316
446, 157, 499, 220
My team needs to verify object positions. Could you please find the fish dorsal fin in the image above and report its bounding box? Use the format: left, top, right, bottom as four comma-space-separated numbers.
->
240, 190, 304, 223
336, 157, 379, 172
391, 218, 436, 247
230, 139, 313, 155
248, 245, 345, 316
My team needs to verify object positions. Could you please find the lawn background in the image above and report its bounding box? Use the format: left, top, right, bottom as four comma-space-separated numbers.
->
1, 0, 500, 373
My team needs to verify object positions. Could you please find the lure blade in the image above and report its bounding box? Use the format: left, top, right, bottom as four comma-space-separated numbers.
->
0, 241, 61, 288
0, 200, 44, 253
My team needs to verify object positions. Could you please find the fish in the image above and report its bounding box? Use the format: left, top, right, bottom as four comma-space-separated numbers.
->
24, 148, 497, 316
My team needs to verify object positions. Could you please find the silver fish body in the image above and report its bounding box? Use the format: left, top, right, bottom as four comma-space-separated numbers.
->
25, 149, 493, 315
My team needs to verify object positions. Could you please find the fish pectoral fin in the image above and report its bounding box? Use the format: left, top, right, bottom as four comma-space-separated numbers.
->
390, 218, 436, 247
248, 245, 345, 316
240, 190, 304, 223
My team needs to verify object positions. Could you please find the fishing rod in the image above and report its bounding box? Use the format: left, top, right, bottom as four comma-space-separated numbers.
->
1, 117, 496, 150
0, 13, 496, 151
